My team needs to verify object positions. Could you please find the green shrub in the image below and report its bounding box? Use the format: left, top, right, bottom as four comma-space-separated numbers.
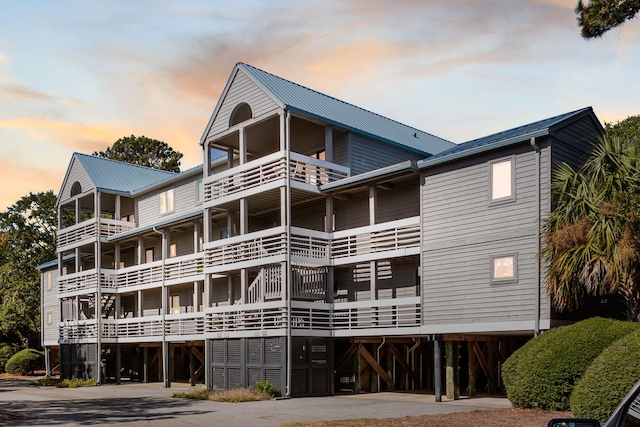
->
37, 377, 63, 387
0, 343, 19, 374
571, 328, 640, 422
502, 317, 639, 410
4, 348, 44, 375
255, 380, 281, 397
55, 378, 96, 388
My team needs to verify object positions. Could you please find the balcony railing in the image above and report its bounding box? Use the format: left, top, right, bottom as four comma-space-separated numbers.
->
102, 316, 163, 338
202, 151, 350, 206
204, 301, 288, 333
331, 216, 420, 264
204, 227, 288, 271
59, 320, 98, 341
57, 218, 135, 249
58, 268, 117, 294
116, 253, 204, 289
331, 297, 421, 331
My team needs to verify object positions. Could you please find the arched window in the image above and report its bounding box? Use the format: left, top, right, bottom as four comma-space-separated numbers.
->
229, 102, 252, 127
70, 181, 82, 197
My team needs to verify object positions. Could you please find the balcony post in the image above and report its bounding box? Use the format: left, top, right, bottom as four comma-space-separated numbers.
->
369, 185, 377, 301
325, 125, 333, 163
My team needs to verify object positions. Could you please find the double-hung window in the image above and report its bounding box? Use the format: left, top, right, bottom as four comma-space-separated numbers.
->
490, 158, 515, 203
159, 189, 175, 214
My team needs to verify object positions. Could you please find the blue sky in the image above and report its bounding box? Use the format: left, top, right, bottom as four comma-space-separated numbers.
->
1, 0, 639, 209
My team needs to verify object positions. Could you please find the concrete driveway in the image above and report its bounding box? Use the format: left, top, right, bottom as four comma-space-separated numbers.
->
0, 379, 511, 426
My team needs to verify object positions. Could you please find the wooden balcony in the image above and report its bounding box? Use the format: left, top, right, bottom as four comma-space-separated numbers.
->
116, 253, 204, 290
59, 320, 98, 343
204, 301, 288, 337
58, 268, 117, 295
202, 151, 350, 208
331, 216, 421, 265
57, 218, 135, 251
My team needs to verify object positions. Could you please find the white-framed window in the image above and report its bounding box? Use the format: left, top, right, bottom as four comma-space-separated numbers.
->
46, 271, 52, 290
145, 248, 154, 263
195, 178, 204, 203
491, 254, 517, 283
47, 312, 52, 324
159, 189, 175, 214
489, 157, 515, 203
169, 242, 177, 258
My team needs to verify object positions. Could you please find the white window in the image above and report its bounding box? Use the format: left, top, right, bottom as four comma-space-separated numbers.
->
169, 243, 177, 258
145, 248, 154, 263
490, 158, 514, 202
47, 312, 52, 324
159, 189, 175, 214
491, 254, 517, 283
46, 271, 52, 290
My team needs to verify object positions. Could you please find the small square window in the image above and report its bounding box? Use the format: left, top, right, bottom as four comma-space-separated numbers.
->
490, 158, 515, 202
491, 254, 517, 283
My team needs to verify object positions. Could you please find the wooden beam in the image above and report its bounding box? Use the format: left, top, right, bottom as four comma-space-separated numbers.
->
468, 341, 476, 398
358, 344, 394, 390
335, 343, 358, 370
445, 341, 459, 400
388, 343, 419, 385
473, 342, 497, 392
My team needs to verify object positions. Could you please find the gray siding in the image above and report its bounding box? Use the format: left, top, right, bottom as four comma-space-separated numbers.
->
207, 69, 279, 139
137, 175, 201, 228
350, 134, 422, 176
422, 142, 550, 329
58, 157, 94, 205
551, 116, 601, 171
42, 267, 60, 343
376, 179, 419, 223
334, 194, 369, 231
142, 288, 162, 316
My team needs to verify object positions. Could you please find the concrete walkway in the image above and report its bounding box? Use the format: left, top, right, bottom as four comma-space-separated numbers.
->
0, 379, 512, 426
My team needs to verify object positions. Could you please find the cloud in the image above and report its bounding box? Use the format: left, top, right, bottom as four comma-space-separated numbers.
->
0, 158, 61, 210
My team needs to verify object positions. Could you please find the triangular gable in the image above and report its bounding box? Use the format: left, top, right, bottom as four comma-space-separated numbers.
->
57, 154, 96, 207
200, 64, 280, 143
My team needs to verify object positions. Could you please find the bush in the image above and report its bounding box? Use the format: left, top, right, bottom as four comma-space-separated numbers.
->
0, 343, 19, 374
255, 380, 281, 397
571, 328, 640, 422
55, 378, 96, 388
4, 348, 44, 375
502, 317, 639, 410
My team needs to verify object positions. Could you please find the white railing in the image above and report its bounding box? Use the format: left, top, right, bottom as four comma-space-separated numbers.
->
165, 312, 206, 336
59, 320, 98, 341
331, 297, 421, 330
332, 217, 420, 261
57, 218, 135, 249
289, 152, 350, 186
58, 269, 117, 293
247, 265, 282, 304
116, 253, 204, 289
203, 151, 350, 204
117, 260, 164, 288
290, 227, 331, 264
101, 316, 164, 338
205, 302, 288, 333
204, 227, 287, 269
164, 253, 204, 282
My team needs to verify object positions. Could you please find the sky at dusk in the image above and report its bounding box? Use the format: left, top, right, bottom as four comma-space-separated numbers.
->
1, 0, 639, 210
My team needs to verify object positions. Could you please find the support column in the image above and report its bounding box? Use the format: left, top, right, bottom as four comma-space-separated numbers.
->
434, 336, 442, 402
325, 126, 333, 163
189, 346, 195, 387
468, 341, 476, 398
163, 341, 170, 388
227, 274, 234, 305
137, 290, 143, 317
446, 341, 460, 400
369, 186, 377, 301
143, 347, 148, 383
45, 347, 51, 377
115, 344, 121, 385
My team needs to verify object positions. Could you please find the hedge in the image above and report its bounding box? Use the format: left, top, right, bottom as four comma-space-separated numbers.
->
502, 317, 639, 410
4, 348, 44, 375
0, 343, 19, 374
571, 328, 640, 422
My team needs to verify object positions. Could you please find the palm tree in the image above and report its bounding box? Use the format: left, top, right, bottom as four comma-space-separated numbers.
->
543, 133, 640, 320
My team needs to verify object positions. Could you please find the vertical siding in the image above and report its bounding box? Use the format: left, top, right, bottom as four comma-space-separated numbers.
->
349, 134, 422, 176
58, 158, 94, 205
422, 142, 550, 329
207, 69, 279, 138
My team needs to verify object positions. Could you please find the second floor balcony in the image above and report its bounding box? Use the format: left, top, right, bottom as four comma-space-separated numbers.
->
57, 218, 135, 252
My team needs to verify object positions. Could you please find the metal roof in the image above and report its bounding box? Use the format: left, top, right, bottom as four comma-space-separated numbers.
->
237, 63, 455, 156
74, 153, 177, 195
106, 210, 202, 242
418, 107, 598, 168
319, 160, 418, 192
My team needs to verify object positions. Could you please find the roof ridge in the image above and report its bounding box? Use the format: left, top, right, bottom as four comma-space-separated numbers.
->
239, 63, 449, 143
75, 152, 178, 175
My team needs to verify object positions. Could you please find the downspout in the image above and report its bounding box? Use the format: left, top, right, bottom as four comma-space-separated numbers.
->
530, 137, 541, 336
285, 110, 292, 398
152, 226, 169, 387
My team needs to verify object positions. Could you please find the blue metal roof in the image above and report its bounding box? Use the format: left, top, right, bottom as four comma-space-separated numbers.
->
237, 63, 455, 156
75, 153, 177, 195
418, 107, 598, 168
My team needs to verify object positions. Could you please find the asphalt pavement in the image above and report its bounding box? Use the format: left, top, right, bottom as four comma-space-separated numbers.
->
0, 379, 512, 426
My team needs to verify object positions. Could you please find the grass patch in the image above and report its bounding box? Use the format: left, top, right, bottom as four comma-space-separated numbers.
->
173, 387, 272, 402
55, 378, 97, 388
37, 377, 63, 387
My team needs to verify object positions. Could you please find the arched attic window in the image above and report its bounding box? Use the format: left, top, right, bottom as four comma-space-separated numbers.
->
229, 102, 252, 127
70, 181, 82, 197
